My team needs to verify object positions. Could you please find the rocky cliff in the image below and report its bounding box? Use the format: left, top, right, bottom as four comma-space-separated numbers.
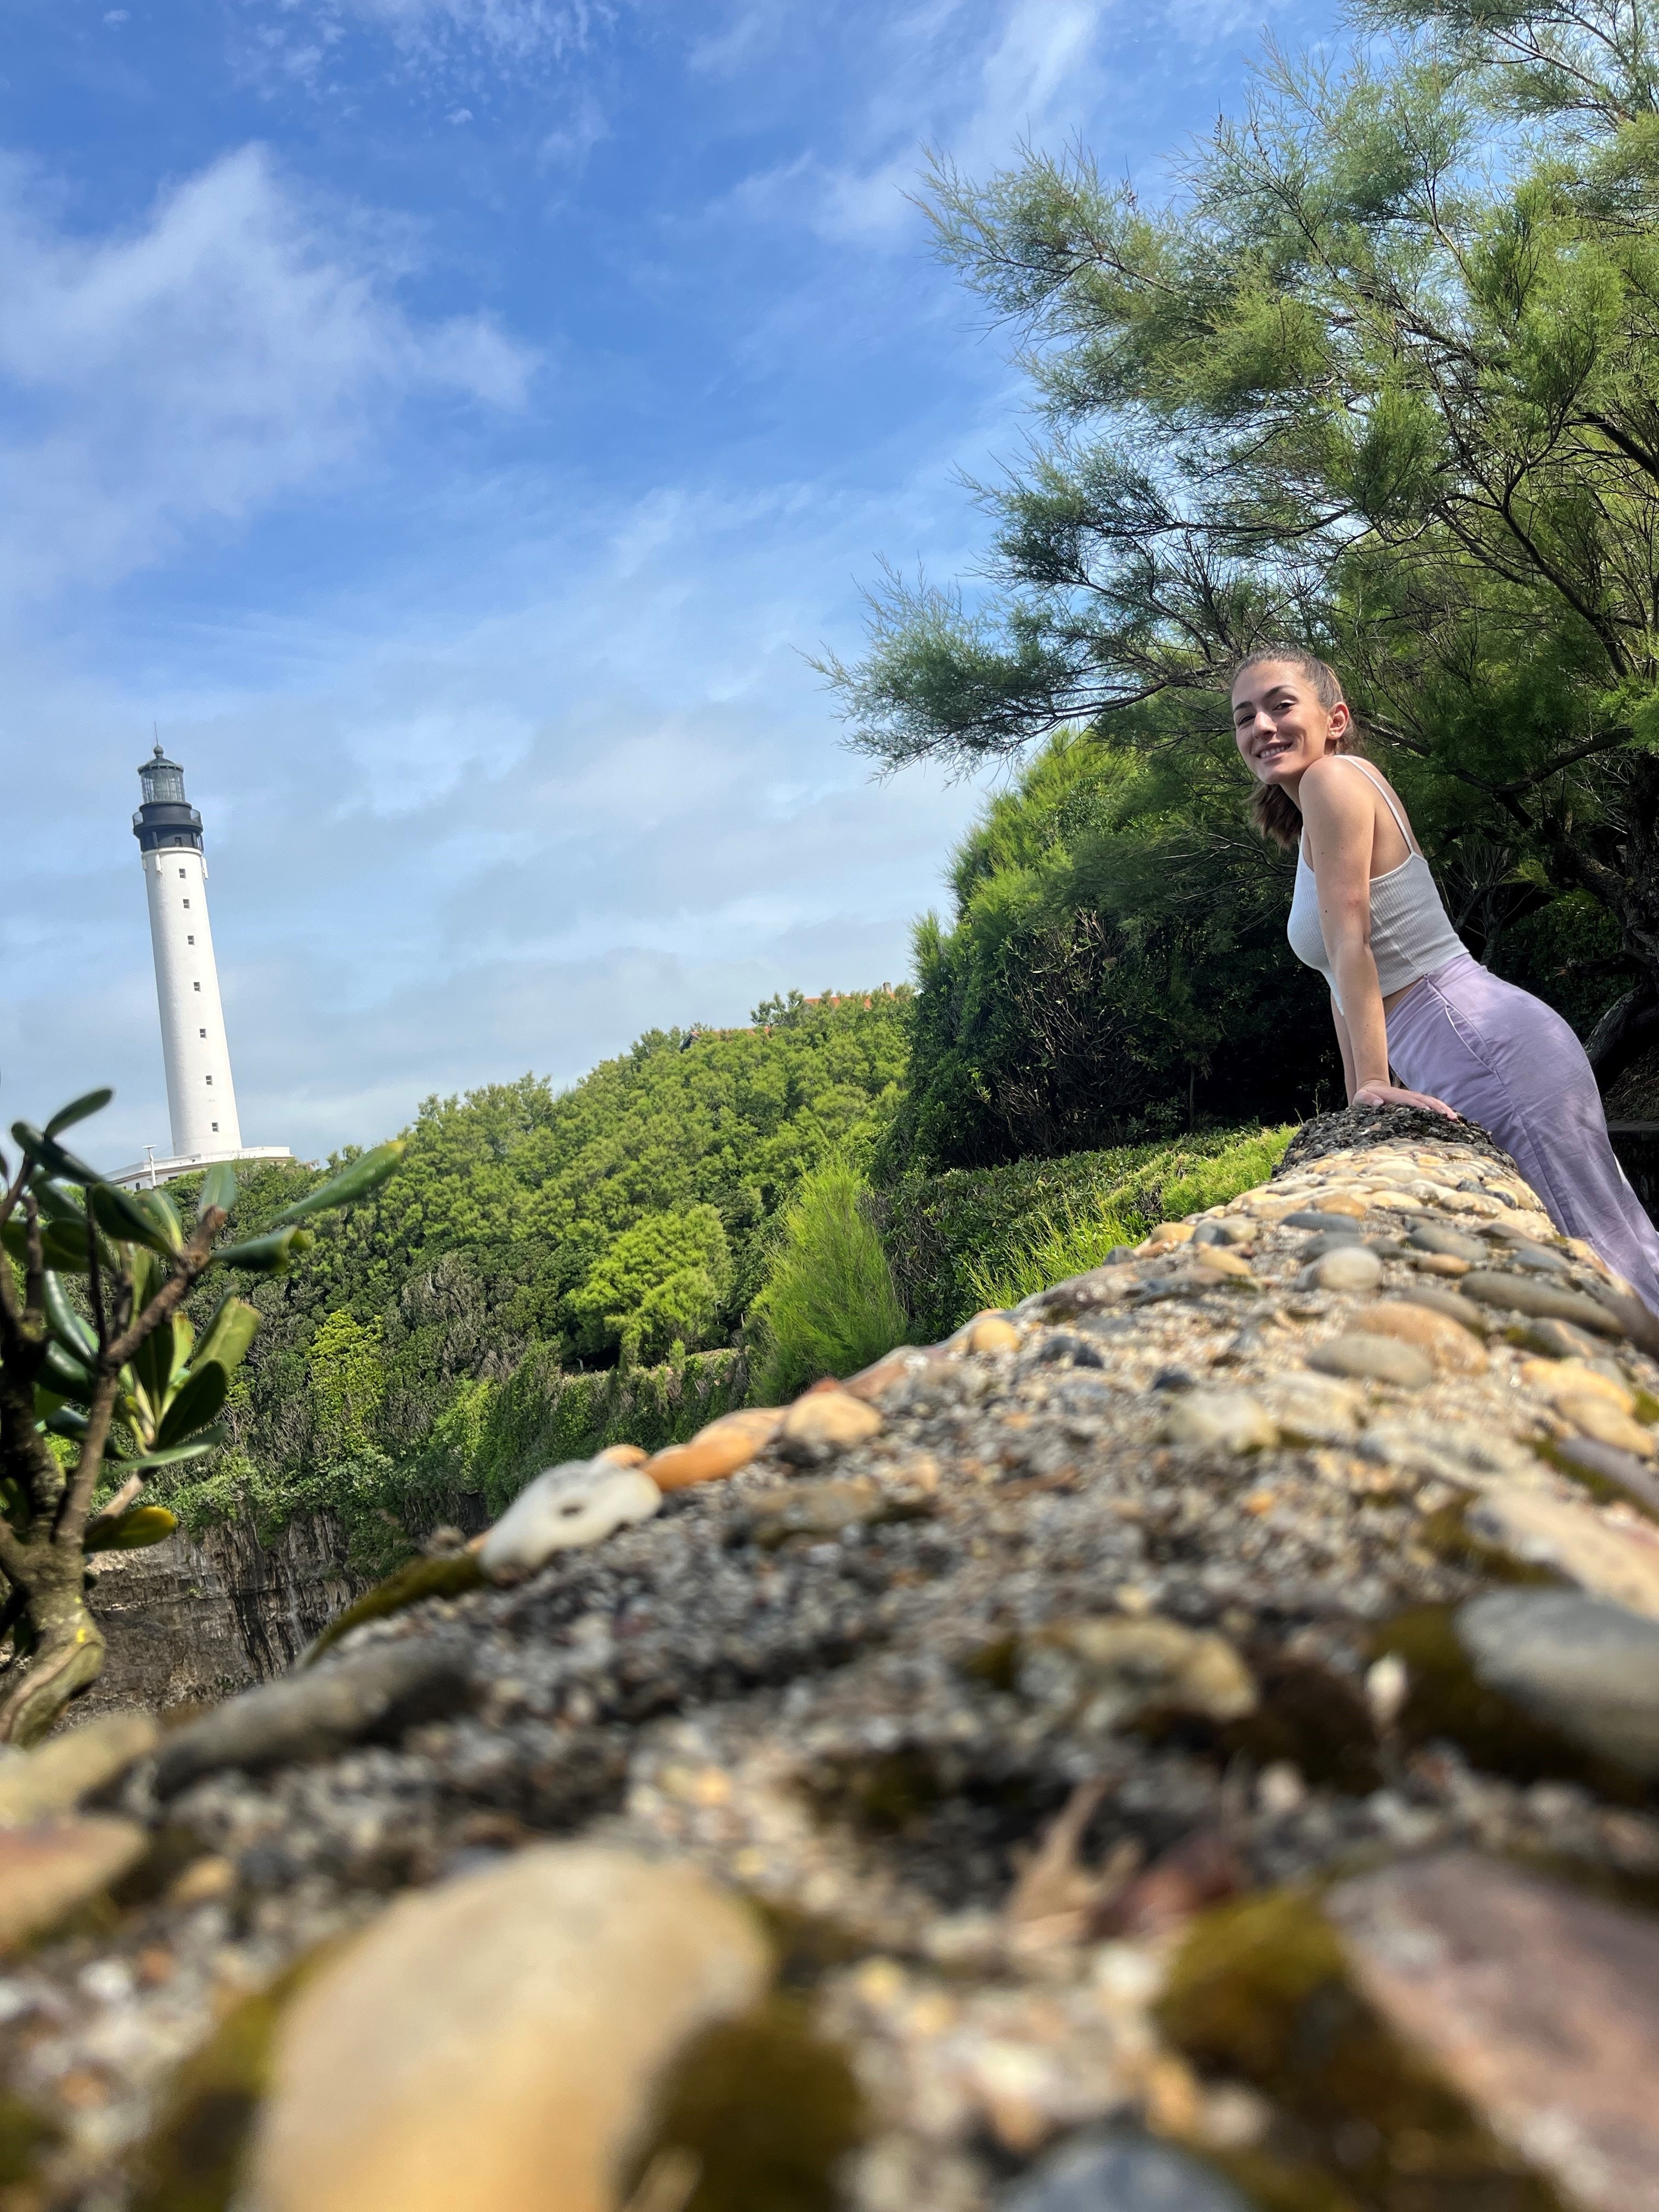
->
81, 1510, 365, 1716
4, 1105, 1659, 2212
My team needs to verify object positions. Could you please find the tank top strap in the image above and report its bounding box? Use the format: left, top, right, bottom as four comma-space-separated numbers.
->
1336, 755, 1418, 854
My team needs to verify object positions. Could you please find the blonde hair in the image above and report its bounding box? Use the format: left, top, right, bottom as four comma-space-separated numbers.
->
1232, 645, 1364, 851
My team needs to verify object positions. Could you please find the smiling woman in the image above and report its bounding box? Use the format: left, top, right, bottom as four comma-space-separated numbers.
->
1233, 646, 1659, 1312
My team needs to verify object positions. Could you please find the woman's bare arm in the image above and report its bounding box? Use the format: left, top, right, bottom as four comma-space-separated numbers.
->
1330, 994, 1358, 1101
1301, 759, 1457, 1118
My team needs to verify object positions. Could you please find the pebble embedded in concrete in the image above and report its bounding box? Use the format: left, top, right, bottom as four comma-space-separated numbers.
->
1302, 1243, 1384, 1293
245, 1845, 770, 2212
1329, 1852, 1659, 2212
1349, 1299, 1488, 1375
1017, 1616, 1256, 1733
481, 1459, 661, 1577
1160, 1390, 1277, 1454
155, 1639, 475, 1798
779, 1389, 885, 1463
0, 1818, 146, 1949
1307, 1332, 1434, 1389
1000, 2132, 1253, 2211
1460, 1272, 1624, 1336
1455, 1589, 1659, 1778
0, 1711, 157, 1827
1465, 1487, 1659, 1618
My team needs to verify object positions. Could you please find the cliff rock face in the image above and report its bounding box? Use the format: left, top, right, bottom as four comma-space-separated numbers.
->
82, 1512, 364, 1714
10, 1105, 1659, 2212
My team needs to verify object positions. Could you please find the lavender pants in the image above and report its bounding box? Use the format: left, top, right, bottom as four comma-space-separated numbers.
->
1386, 952, 1659, 1312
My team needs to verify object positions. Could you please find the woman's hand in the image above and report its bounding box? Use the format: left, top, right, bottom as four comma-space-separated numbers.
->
1352, 1080, 1459, 1120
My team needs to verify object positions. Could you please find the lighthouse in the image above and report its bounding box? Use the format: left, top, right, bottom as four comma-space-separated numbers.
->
117, 745, 292, 1188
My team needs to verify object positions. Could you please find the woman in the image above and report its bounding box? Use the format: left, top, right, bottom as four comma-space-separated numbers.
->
1232, 645, 1659, 1310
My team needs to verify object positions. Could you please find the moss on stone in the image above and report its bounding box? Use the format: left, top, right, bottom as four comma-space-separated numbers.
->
1159, 1889, 1564, 2211
0, 2089, 59, 2187
1372, 1604, 1648, 1802
127, 1949, 333, 2212
622, 1994, 866, 2212
304, 1550, 486, 1664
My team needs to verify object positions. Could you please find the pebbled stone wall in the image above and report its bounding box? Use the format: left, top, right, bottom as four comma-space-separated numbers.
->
9, 1104, 1659, 2212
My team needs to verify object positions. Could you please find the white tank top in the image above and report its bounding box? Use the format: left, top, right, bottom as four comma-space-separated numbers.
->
1285, 757, 1466, 1012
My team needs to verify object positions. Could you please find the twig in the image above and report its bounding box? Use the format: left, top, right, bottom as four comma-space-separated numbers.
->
84, 1472, 143, 1538
21, 1196, 43, 1338
102, 1208, 226, 1372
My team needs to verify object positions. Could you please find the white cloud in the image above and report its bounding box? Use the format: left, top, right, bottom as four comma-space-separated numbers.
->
703, 0, 1116, 249
0, 146, 535, 594
236, 0, 623, 94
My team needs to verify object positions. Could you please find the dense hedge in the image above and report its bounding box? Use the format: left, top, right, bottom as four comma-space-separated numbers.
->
877, 1125, 1293, 1342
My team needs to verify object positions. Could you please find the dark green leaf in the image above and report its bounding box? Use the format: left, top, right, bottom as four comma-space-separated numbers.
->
42, 1272, 95, 1363
106, 1428, 223, 1474
270, 1139, 406, 1226
88, 1182, 178, 1256
34, 1181, 87, 1226
0, 1218, 94, 1274
10, 1121, 99, 1187
193, 1294, 260, 1376
144, 1189, 184, 1254
40, 1403, 88, 1439
41, 1342, 94, 1402
43, 1088, 113, 1139
132, 1313, 180, 1410
214, 1225, 316, 1274
156, 1360, 229, 1449
197, 1161, 237, 1220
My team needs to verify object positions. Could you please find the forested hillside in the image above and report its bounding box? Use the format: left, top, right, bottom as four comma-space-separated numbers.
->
142, 977, 1293, 1567
158, 991, 909, 1560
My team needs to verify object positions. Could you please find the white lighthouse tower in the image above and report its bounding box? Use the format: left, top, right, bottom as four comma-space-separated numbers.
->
116, 744, 292, 1188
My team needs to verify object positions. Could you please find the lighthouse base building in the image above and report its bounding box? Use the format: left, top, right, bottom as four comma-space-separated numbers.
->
114, 746, 292, 1190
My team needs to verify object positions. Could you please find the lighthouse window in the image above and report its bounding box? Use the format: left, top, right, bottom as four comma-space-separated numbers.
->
193, 982, 201, 992
182, 899, 190, 909
199, 1028, 207, 1039
211, 1121, 219, 1133
178, 868, 186, 879
187, 934, 195, 945
205, 1075, 213, 1086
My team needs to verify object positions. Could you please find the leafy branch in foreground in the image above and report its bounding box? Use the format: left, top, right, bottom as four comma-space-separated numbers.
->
0, 1095, 403, 1744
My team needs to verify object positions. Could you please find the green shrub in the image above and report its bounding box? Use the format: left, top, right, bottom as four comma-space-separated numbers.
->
566, 1203, 732, 1364
751, 1159, 908, 1403
963, 1125, 1293, 1308
877, 1125, 1294, 1338
879, 730, 1341, 1175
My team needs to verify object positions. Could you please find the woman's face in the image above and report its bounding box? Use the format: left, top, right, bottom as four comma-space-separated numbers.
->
1231, 661, 1348, 786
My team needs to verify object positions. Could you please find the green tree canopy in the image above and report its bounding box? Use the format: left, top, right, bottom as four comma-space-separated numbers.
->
887, 729, 1340, 1169
173, 991, 912, 1519
567, 1204, 732, 1365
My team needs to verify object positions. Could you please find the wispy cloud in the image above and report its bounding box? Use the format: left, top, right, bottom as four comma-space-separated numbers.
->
238, 0, 623, 96
0, 146, 534, 595
701, 0, 1115, 247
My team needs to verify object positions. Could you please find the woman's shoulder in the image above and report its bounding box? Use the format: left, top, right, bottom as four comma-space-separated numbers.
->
1298, 753, 1373, 815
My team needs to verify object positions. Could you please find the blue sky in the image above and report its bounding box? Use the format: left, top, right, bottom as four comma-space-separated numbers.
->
1, 0, 1326, 1167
